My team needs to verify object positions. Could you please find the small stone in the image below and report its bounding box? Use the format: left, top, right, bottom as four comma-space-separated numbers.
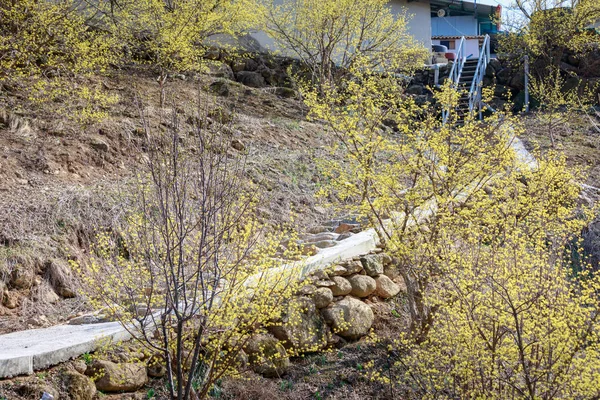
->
334, 223, 359, 234
35, 286, 60, 304
63, 370, 96, 400
382, 253, 393, 265
27, 314, 49, 327
347, 275, 376, 298
313, 240, 337, 249
303, 232, 338, 242
301, 244, 319, 256
307, 225, 332, 234
236, 71, 266, 88
314, 280, 335, 288
313, 287, 333, 308
374, 275, 401, 299
231, 139, 245, 152
383, 263, 400, 280
311, 269, 329, 280
360, 254, 384, 277
330, 276, 352, 296
343, 261, 363, 275
327, 265, 348, 277
209, 80, 230, 97
297, 284, 317, 296
72, 360, 88, 374
337, 232, 353, 241
3, 291, 19, 309
90, 137, 110, 152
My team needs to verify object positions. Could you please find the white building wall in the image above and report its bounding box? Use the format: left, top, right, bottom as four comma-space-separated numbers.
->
390, 0, 432, 49
249, 0, 432, 54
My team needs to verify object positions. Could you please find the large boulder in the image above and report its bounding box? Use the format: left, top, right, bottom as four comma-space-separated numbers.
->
63, 371, 96, 400
269, 297, 331, 353
236, 71, 265, 88
321, 296, 374, 339
360, 255, 383, 277
330, 276, 352, 296
245, 334, 290, 377
347, 275, 376, 298
86, 360, 147, 393
374, 275, 401, 299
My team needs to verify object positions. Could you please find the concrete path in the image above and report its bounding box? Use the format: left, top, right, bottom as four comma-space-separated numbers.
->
0, 134, 537, 378
0, 321, 131, 378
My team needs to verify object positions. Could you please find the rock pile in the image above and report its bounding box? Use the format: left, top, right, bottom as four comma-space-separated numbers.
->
246, 249, 405, 377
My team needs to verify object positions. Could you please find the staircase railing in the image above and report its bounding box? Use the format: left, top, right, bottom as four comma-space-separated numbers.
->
442, 36, 467, 124
468, 34, 491, 119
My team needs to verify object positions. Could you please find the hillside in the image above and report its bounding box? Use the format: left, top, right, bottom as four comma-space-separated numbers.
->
0, 67, 340, 334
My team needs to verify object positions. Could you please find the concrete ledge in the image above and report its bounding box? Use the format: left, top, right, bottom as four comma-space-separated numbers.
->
0, 321, 131, 378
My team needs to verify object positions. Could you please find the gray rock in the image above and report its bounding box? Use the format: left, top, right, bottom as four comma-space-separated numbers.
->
303, 232, 339, 242
86, 360, 147, 393
90, 137, 109, 152
330, 276, 352, 296
297, 284, 317, 295
327, 265, 348, 277
342, 261, 363, 275
209, 80, 230, 97
406, 84, 424, 95
360, 254, 384, 277
313, 287, 333, 309
383, 263, 400, 280
231, 139, 245, 151
313, 240, 337, 249
245, 334, 290, 377
337, 232, 354, 241
236, 71, 265, 88
374, 275, 401, 299
275, 87, 296, 98
314, 279, 335, 288
206, 61, 234, 80
63, 370, 96, 400
321, 296, 374, 339
307, 225, 332, 234
347, 275, 376, 298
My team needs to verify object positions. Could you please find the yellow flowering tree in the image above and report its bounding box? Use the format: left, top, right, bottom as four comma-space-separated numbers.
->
93, 0, 260, 104
376, 154, 600, 399
263, 0, 428, 89
0, 0, 118, 124
304, 61, 519, 338
528, 67, 598, 147
77, 104, 301, 399
303, 58, 600, 397
500, 0, 600, 74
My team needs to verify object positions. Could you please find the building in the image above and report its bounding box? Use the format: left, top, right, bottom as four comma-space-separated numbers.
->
250, 0, 501, 61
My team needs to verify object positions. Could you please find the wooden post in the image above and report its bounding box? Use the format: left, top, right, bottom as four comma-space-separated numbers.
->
524, 55, 530, 113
